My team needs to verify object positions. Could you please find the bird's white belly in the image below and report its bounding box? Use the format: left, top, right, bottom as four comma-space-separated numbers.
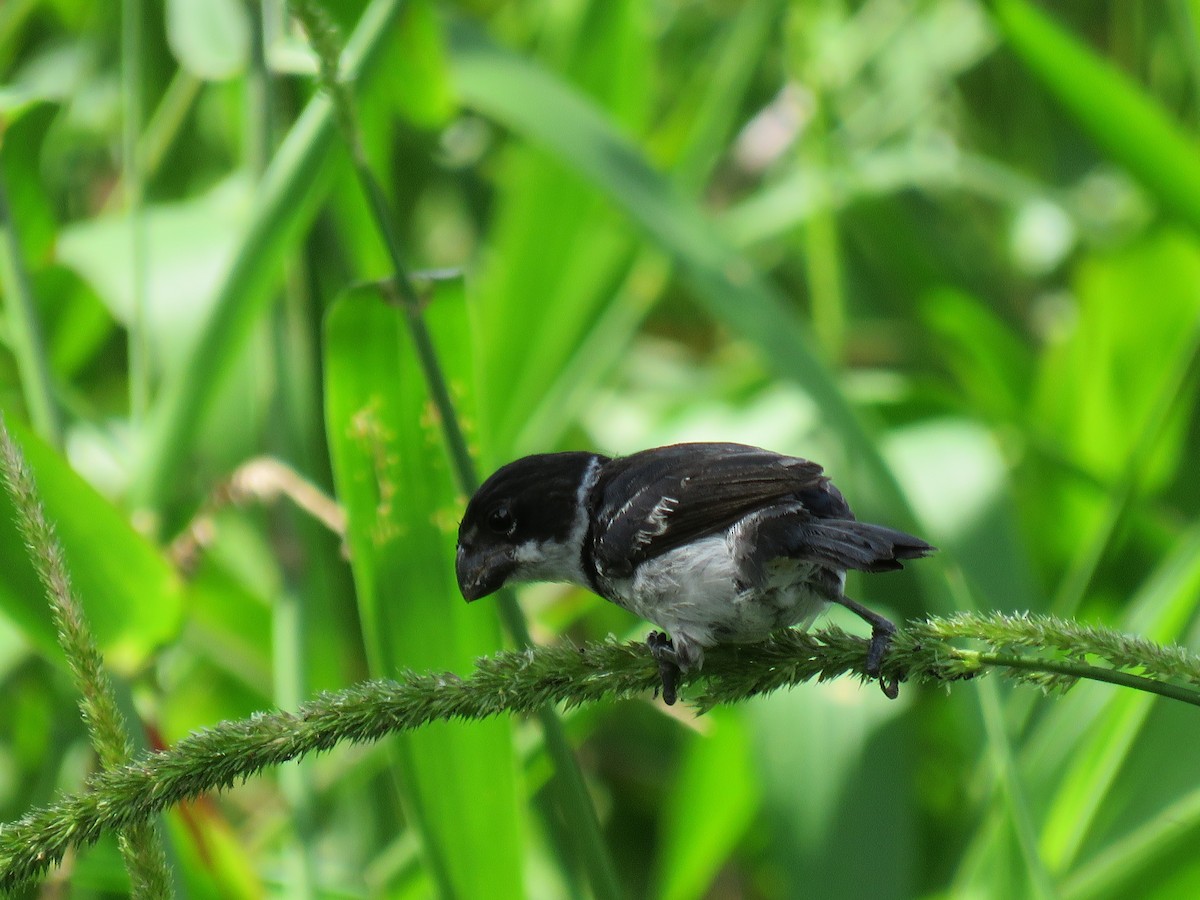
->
605, 535, 832, 648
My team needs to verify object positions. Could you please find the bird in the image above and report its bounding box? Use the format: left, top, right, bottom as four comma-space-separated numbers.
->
455, 442, 934, 704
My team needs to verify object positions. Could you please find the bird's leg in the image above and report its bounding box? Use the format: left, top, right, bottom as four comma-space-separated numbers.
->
646, 631, 681, 706
832, 596, 899, 699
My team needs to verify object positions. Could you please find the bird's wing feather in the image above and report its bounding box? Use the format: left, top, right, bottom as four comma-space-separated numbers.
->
588, 443, 837, 577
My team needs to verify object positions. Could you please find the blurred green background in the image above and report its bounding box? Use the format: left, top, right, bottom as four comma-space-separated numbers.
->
3, 0, 1200, 896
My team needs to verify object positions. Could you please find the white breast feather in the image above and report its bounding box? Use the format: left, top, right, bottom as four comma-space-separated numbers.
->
609, 528, 833, 656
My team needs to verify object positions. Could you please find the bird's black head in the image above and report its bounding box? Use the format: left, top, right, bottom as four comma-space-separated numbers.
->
456, 451, 605, 602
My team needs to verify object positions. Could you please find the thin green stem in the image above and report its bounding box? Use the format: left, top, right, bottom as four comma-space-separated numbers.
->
382, 280, 537, 651
377, 115, 623, 900
796, 93, 847, 361
0, 416, 173, 896
974, 653, 1200, 708
105, 69, 203, 213
141, 70, 203, 181
112, 108, 181, 900
0, 176, 63, 447
251, 5, 318, 896
3, 613, 1199, 889
942, 571, 1048, 898
378, 301, 561, 652
122, 0, 149, 424
976, 680, 1057, 899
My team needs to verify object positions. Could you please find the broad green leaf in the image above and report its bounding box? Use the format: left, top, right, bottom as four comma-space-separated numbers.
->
746, 679, 914, 900
653, 710, 759, 900
165, 0, 249, 81
1030, 231, 1200, 566
0, 87, 45, 121
885, 419, 1040, 617
57, 176, 251, 372
1036, 232, 1200, 481
1061, 786, 1200, 900
992, 0, 1200, 233
0, 418, 182, 673
324, 285, 523, 898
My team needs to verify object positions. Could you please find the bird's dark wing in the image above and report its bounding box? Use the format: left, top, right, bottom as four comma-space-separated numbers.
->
587, 443, 843, 578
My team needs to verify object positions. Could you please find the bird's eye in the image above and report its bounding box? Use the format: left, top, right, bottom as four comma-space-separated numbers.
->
487, 505, 515, 535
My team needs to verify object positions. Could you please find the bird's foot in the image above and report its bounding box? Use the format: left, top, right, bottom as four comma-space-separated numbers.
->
646, 631, 681, 706
866, 622, 899, 700
834, 595, 902, 700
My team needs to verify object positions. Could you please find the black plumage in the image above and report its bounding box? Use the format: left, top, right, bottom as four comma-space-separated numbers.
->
456, 442, 934, 703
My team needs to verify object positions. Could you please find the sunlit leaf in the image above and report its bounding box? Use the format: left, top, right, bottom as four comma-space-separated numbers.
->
165, 0, 249, 81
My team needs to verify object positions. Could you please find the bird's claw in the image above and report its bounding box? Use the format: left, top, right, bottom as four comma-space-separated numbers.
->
646, 631, 681, 706
866, 623, 899, 699
647, 621, 900, 704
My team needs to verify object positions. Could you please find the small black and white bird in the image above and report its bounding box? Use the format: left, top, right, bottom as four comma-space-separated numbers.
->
456, 442, 933, 704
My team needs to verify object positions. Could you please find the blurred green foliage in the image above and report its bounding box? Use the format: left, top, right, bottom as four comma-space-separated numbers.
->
2, 0, 1200, 897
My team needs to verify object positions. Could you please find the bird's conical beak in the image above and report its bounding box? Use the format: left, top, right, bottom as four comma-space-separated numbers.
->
455, 544, 514, 602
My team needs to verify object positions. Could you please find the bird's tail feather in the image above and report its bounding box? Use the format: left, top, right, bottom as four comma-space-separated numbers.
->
797, 520, 934, 573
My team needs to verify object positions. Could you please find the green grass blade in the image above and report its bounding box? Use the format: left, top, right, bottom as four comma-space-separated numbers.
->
1062, 785, 1200, 900
0, 172, 63, 446
447, 22, 912, 518
121, 0, 148, 424
992, 0, 1200, 232
1038, 526, 1200, 871
134, 0, 406, 513
323, 285, 524, 898
470, 146, 638, 455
